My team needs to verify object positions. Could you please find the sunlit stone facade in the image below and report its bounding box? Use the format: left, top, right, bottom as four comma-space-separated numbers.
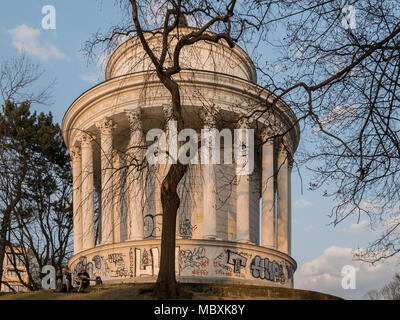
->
64, 28, 299, 287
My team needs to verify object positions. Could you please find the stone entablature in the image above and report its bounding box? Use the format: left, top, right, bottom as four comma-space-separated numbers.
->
63, 70, 299, 153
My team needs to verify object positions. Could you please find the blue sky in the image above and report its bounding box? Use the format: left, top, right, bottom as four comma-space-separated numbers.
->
1, 1, 398, 299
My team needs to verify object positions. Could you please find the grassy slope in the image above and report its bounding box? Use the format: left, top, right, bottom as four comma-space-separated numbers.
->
0, 283, 342, 300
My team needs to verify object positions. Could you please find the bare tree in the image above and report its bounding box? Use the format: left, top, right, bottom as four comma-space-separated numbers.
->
0, 52, 53, 106
252, 0, 400, 263
84, 0, 251, 299
364, 273, 400, 300
0, 54, 70, 292
8, 114, 73, 291
83, 0, 400, 298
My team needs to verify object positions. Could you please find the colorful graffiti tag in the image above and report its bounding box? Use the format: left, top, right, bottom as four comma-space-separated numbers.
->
70, 244, 294, 286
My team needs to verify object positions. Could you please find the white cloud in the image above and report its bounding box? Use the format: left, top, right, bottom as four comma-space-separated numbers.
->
316, 104, 358, 131
338, 219, 371, 234
8, 24, 66, 60
349, 220, 370, 232
295, 246, 399, 299
295, 199, 312, 208
80, 73, 98, 84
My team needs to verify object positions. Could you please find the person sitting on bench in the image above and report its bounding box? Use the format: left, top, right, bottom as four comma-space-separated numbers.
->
56, 267, 72, 293
75, 265, 90, 292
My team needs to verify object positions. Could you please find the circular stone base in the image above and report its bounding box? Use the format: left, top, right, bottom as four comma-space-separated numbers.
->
68, 239, 296, 288
182, 283, 342, 300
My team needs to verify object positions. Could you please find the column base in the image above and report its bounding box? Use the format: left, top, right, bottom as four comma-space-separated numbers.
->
235, 239, 251, 244
261, 243, 277, 249
203, 235, 220, 241
129, 237, 144, 241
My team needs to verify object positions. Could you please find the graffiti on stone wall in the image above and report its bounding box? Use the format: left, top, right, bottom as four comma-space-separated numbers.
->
227, 250, 250, 274
179, 247, 209, 276
135, 247, 159, 277
73, 252, 130, 279
285, 262, 295, 282
106, 253, 129, 278
144, 214, 162, 239
129, 248, 134, 278
250, 255, 287, 284
92, 255, 102, 270
73, 256, 94, 278
213, 252, 233, 276
179, 218, 197, 238
213, 249, 251, 277
70, 246, 294, 284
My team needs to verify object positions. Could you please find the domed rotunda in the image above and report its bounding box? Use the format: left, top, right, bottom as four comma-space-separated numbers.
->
64, 26, 299, 288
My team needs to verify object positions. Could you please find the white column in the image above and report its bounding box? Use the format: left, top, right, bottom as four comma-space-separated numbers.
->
277, 141, 290, 255
152, 104, 176, 239
201, 111, 217, 240
80, 132, 96, 250
70, 146, 82, 254
96, 118, 116, 244
126, 109, 145, 240
235, 119, 251, 243
261, 127, 275, 248
112, 150, 121, 243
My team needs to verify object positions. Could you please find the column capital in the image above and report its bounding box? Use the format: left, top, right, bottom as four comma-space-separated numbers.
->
112, 149, 119, 158
69, 146, 81, 162
79, 132, 96, 147
95, 118, 117, 134
261, 125, 276, 141
237, 117, 253, 129
278, 137, 289, 151
126, 108, 142, 131
278, 139, 294, 166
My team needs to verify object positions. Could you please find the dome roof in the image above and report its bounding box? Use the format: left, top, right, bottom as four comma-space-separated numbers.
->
105, 27, 257, 83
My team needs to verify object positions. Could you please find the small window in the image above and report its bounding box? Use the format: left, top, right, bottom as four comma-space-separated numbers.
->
16, 255, 24, 267
7, 270, 15, 276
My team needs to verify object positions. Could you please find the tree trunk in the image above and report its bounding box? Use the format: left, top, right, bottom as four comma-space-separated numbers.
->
154, 162, 188, 299
0, 212, 11, 291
